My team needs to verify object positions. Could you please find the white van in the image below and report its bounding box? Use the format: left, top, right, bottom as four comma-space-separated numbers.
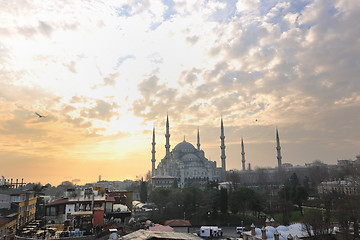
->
199, 226, 222, 237
236, 226, 245, 234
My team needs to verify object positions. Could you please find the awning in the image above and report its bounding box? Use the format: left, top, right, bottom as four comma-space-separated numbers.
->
70, 211, 93, 216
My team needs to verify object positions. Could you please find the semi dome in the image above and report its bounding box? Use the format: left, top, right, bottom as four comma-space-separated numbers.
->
265, 226, 276, 233
181, 153, 201, 162
276, 226, 289, 231
173, 141, 196, 153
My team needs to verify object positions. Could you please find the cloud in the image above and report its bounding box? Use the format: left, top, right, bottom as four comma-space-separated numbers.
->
103, 73, 119, 86
63, 61, 77, 73
65, 116, 92, 129
236, 0, 260, 12
85, 100, 119, 121
1, 0, 360, 183
38, 21, 53, 37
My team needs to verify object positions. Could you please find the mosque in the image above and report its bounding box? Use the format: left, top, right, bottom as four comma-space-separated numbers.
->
150, 115, 283, 188
151, 116, 227, 188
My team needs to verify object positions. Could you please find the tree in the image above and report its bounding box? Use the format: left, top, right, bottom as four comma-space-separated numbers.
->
302, 209, 330, 239
278, 186, 292, 225
309, 164, 329, 189
202, 187, 220, 221
333, 193, 360, 240
220, 188, 228, 214
172, 178, 178, 188
289, 173, 299, 187
226, 171, 241, 190
280, 173, 309, 217
139, 178, 148, 203
293, 185, 308, 216
230, 187, 262, 217
183, 186, 202, 209
303, 176, 310, 192
148, 188, 172, 210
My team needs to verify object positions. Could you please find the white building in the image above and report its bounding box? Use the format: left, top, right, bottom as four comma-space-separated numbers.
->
243, 222, 310, 240
318, 178, 360, 195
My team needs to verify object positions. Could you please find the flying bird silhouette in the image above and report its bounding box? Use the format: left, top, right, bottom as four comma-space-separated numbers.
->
35, 112, 46, 118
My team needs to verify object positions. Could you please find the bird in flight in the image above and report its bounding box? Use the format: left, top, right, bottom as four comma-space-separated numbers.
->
35, 112, 46, 118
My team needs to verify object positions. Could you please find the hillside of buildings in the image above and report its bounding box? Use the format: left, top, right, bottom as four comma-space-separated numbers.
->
1, 156, 360, 239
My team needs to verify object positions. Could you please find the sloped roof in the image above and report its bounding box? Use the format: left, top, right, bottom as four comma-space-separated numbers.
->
120, 229, 202, 240
46, 197, 69, 206
164, 219, 191, 227
106, 196, 116, 202
243, 223, 311, 240
149, 224, 174, 232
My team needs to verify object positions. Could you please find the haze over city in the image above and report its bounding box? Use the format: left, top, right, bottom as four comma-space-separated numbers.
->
0, 0, 359, 185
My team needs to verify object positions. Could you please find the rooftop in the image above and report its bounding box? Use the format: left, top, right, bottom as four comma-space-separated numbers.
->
119, 229, 202, 240
244, 223, 310, 240
164, 219, 191, 227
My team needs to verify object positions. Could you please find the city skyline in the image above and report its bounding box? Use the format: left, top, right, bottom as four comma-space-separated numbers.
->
0, 0, 359, 185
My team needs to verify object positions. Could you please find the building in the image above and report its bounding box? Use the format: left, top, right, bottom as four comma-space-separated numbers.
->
164, 219, 191, 233
151, 117, 290, 189
0, 189, 37, 227
0, 214, 17, 240
243, 221, 310, 240
45, 188, 132, 227
151, 175, 175, 188
318, 178, 360, 195
17, 192, 37, 227
152, 116, 222, 188
0, 185, 37, 239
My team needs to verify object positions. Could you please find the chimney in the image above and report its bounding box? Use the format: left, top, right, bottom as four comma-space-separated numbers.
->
261, 227, 266, 239
287, 234, 293, 240
274, 230, 279, 240
266, 218, 270, 226
270, 218, 276, 227
251, 223, 256, 236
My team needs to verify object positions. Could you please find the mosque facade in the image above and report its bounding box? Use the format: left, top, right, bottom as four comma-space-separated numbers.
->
151, 116, 225, 188
150, 115, 283, 189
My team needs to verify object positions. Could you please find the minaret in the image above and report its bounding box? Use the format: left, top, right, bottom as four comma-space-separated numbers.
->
276, 128, 282, 169
220, 117, 226, 177
165, 115, 171, 157
151, 127, 156, 176
241, 137, 246, 171
197, 128, 200, 151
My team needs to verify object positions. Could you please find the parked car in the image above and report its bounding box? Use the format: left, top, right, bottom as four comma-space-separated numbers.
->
236, 226, 245, 234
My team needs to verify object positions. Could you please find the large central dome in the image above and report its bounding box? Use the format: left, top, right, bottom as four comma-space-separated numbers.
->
173, 141, 196, 153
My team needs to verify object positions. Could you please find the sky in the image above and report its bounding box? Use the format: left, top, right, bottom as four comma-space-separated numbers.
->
0, 0, 359, 186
